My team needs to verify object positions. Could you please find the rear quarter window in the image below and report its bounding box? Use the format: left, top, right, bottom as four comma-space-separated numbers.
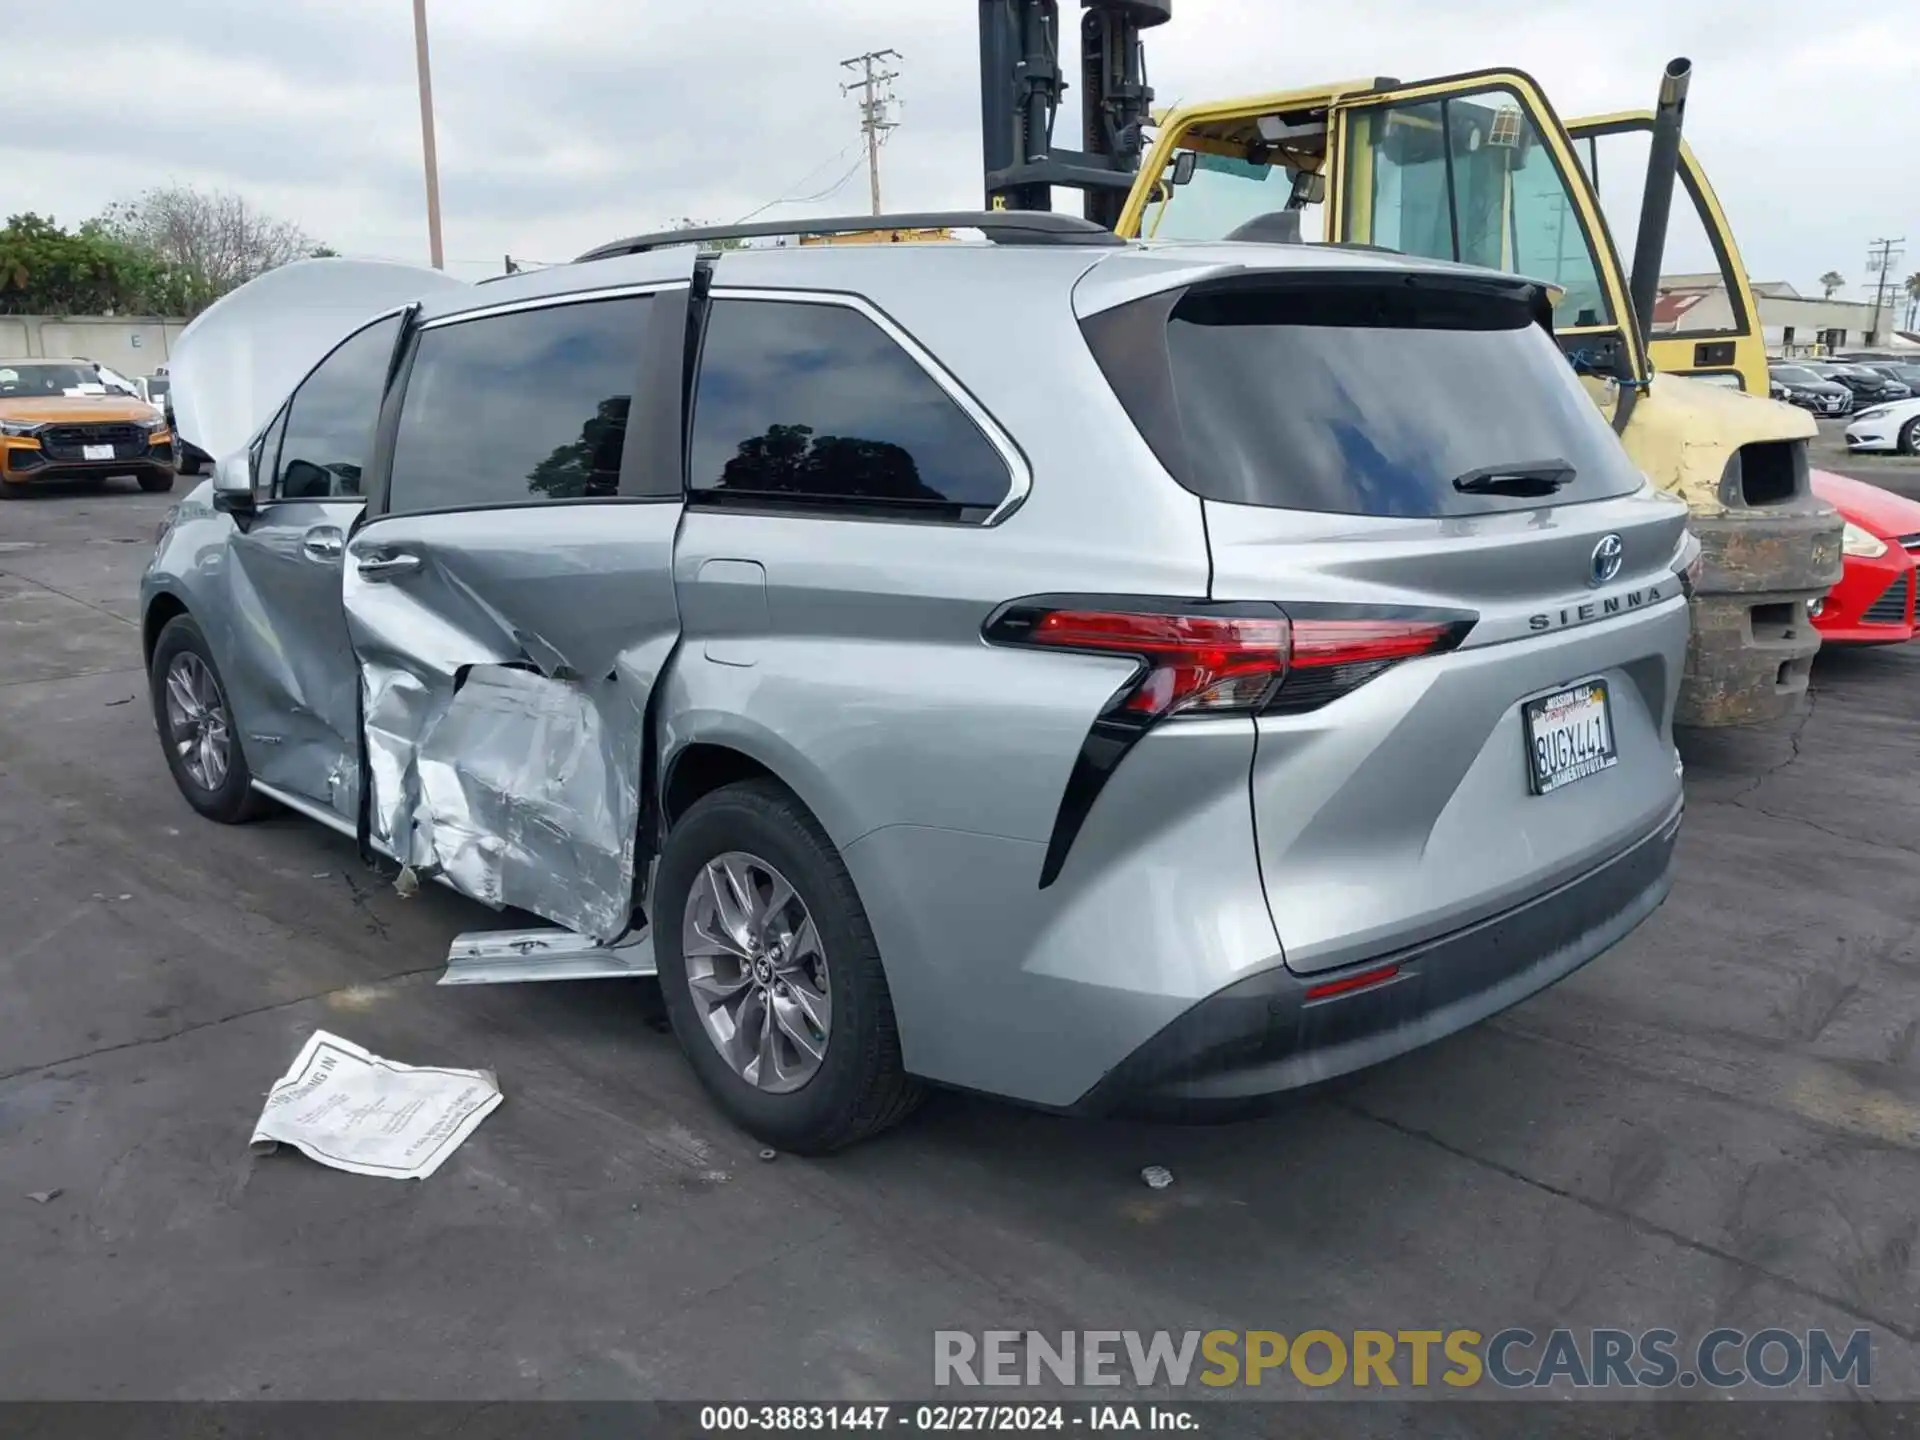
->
1083, 274, 1648, 518
688, 297, 1013, 522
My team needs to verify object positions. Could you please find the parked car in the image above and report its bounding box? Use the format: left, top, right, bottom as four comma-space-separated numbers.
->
1807, 361, 1911, 408
1843, 395, 1920, 456
1808, 471, 1920, 644
0, 358, 175, 498
1859, 361, 1920, 394
144, 237, 1694, 1150
138, 373, 172, 409
161, 393, 214, 475
1769, 364, 1854, 416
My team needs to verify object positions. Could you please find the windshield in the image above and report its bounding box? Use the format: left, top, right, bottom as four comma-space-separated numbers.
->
0, 363, 109, 397
1146, 150, 1325, 243
1771, 366, 1820, 384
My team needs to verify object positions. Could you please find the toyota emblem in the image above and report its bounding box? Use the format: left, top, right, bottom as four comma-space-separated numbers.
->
1590, 534, 1625, 587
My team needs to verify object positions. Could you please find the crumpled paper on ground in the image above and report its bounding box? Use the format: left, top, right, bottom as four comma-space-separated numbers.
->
249, 1031, 502, 1180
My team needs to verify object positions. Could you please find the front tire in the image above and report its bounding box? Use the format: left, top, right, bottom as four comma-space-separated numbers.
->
0, 476, 27, 499
139, 471, 176, 494
655, 779, 922, 1153
149, 614, 269, 823
1901, 417, 1920, 456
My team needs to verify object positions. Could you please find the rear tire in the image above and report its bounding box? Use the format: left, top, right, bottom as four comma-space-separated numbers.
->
655, 779, 923, 1153
138, 471, 176, 494
149, 614, 270, 824
1901, 417, 1920, 456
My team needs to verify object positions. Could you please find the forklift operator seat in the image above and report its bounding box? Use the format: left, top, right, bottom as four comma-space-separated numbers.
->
1223, 211, 1304, 244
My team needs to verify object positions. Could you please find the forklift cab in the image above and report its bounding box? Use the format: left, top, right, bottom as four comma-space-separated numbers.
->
1125, 70, 1646, 412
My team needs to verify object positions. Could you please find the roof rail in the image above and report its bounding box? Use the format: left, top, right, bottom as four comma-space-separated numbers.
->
575, 211, 1123, 263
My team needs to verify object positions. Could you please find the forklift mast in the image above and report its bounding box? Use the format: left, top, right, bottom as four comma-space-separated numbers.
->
978, 0, 1171, 227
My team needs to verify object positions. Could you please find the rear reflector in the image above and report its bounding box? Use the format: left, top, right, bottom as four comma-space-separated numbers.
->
1303, 963, 1402, 1002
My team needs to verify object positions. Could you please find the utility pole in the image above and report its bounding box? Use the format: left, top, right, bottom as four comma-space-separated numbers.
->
1865, 236, 1905, 344
841, 49, 902, 215
412, 0, 446, 270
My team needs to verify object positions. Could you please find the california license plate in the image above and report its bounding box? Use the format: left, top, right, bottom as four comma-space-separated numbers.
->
1523, 680, 1618, 795
82, 443, 115, 460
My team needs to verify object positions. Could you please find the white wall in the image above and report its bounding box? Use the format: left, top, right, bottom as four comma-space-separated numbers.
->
0, 315, 190, 377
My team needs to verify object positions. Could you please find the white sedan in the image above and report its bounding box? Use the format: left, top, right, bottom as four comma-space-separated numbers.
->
1845, 396, 1920, 455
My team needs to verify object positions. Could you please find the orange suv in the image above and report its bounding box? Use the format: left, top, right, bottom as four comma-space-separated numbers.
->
0, 359, 176, 498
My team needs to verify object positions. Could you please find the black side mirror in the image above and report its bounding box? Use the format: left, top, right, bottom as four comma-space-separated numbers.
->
1170, 151, 1197, 187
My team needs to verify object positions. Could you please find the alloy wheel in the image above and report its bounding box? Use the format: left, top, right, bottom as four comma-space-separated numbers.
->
681, 850, 831, 1094
163, 652, 232, 792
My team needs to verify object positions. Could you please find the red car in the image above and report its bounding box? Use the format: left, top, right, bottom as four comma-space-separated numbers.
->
1809, 470, 1920, 644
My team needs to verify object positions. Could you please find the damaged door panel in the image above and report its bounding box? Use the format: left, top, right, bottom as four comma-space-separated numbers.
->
219, 311, 409, 822
341, 280, 690, 942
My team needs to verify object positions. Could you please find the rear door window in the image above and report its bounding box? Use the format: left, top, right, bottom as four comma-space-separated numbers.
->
688, 298, 1012, 521
386, 295, 650, 516
1085, 277, 1647, 518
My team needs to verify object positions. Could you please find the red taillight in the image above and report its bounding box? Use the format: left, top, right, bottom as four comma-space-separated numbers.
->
1304, 963, 1401, 1002
1290, 618, 1463, 669
1025, 608, 1292, 717
988, 600, 1472, 720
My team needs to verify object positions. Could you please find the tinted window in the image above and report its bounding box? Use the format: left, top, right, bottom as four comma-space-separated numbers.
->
276, 314, 401, 500
1771, 367, 1819, 384
1090, 278, 1645, 518
386, 296, 649, 515
689, 299, 1010, 518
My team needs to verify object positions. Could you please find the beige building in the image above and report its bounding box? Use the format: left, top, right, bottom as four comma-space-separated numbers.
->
1653, 274, 1917, 357
0, 314, 190, 378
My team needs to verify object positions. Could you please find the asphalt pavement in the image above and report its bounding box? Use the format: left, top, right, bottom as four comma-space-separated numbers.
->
2, 454, 1919, 1419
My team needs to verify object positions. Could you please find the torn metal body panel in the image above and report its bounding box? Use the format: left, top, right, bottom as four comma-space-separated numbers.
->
342, 505, 682, 942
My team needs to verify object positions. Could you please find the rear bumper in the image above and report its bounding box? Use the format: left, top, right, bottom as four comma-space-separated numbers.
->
1677, 502, 1843, 727
1074, 797, 1682, 1116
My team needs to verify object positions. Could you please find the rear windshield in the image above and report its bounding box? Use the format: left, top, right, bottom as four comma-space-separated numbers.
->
1087, 278, 1646, 518
1771, 367, 1820, 384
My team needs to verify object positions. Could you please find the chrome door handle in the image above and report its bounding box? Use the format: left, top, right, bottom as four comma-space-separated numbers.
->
356, 551, 422, 581
300, 526, 344, 562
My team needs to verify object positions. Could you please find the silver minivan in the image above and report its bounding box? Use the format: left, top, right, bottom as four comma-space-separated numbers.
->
143, 218, 1691, 1150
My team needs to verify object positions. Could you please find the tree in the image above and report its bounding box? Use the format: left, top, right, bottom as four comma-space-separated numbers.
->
1904, 271, 1920, 331
668, 217, 746, 251
1819, 271, 1845, 299
100, 185, 321, 316
0, 212, 185, 316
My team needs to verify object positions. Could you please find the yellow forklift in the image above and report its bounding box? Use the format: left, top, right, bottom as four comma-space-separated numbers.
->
976, 2, 1841, 726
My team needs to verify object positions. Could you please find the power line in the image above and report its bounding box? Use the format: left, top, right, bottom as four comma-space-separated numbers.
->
840, 49, 901, 216
732, 145, 862, 224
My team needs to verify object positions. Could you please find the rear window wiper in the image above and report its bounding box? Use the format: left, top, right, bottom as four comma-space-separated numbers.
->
1452, 459, 1576, 498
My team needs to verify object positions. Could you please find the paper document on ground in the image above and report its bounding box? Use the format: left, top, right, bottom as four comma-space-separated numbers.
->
250, 1031, 502, 1179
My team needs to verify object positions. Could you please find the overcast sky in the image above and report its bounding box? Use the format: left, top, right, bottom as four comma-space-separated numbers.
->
6, 1, 1914, 296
